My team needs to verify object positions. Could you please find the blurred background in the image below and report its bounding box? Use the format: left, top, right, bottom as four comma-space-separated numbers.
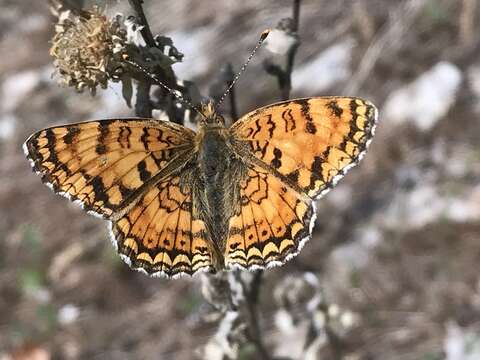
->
1, 0, 480, 359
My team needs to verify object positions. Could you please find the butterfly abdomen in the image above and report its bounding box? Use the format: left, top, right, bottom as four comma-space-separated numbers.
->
196, 129, 235, 261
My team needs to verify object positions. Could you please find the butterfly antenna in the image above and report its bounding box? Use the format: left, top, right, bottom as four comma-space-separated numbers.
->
215, 29, 270, 111
122, 56, 207, 120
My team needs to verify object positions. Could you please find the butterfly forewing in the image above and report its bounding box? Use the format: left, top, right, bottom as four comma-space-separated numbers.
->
24, 119, 195, 218
231, 97, 377, 199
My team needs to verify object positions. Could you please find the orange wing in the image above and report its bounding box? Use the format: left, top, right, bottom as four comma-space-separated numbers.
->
225, 162, 315, 269
110, 173, 215, 277
225, 97, 377, 269
24, 119, 194, 218
231, 97, 377, 199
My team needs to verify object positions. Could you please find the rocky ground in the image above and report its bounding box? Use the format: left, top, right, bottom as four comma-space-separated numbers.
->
1, 0, 480, 359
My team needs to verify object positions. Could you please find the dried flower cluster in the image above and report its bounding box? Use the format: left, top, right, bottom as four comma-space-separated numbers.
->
50, 8, 127, 94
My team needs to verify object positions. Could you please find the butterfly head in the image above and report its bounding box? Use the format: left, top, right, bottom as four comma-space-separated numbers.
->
199, 101, 225, 128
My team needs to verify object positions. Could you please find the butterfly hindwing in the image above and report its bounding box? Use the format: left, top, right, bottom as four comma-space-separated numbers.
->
24, 119, 195, 218
225, 162, 315, 269
231, 97, 377, 199
111, 172, 215, 277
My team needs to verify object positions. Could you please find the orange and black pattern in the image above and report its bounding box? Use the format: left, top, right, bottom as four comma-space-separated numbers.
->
24, 119, 194, 218
111, 173, 215, 277
225, 97, 376, 269
231, 97, 377, 199
24, 96, 377, 278
225, 163, 315, 269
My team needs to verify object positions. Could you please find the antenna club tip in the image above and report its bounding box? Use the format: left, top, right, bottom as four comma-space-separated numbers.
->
260, 29, 271, 41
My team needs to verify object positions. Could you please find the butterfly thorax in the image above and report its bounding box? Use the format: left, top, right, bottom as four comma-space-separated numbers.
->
197, 128, 229, 179
196, 102, 232, 182
196, 104, 230, 176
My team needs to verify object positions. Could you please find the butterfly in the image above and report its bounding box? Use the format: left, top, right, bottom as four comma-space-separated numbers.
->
24, 97, 377, 278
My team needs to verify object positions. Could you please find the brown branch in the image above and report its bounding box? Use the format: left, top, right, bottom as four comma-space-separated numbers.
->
127, 0, 155, 118
264, 0, 302, 101
134, 81, 152, 117
126, 0, 191, 123
209, 63, 239, 121
240, 271, 272, 360
282, 0, 302, 100
128, 0, 156, 48
292, 0, 301, 31
226, 64, 239, 121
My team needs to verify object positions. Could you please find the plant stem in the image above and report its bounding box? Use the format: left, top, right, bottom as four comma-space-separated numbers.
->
127, 0, 155, 118
264, 0, 302, 101
240, 271, 272, 360
225, 63, 239, 121
135, 81, 152, 117
128, 0, 156, 47
282, 0, 302, 100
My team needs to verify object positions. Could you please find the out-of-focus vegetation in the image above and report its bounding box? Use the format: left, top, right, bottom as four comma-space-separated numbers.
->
1, 0, 480, 359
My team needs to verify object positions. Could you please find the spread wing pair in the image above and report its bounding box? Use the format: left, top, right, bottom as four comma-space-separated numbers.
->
24, 97, 377, 278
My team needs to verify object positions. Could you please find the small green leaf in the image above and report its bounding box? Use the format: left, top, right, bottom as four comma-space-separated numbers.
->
20, 269, 44, 293
21, 223, 42, 250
